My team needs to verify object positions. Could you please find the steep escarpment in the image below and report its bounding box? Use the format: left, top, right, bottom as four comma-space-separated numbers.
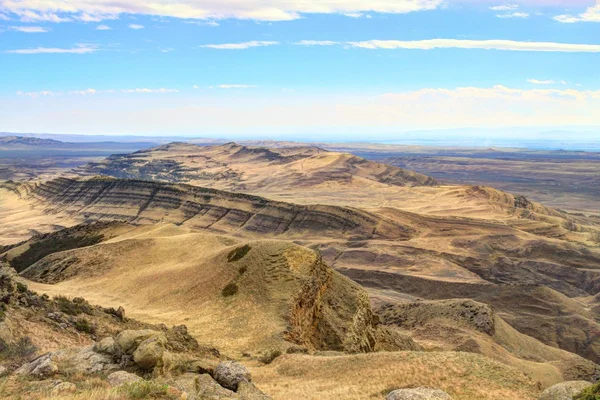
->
27, 177, 415, 240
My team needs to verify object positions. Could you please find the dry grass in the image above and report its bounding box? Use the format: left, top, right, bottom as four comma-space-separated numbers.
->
250, 351, 540, 400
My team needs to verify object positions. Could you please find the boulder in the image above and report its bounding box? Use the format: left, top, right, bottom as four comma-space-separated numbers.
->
186, 358, 219, 375
115, 329, 166, 355
539, 381, 593, 400
53, 346, 118, 374
106, 371, 143, 387
132, 336, 166, 370
94, 337, 117, 355
237, 381, 272, 399
168, 373, 237, 400
15, 354, 58, 379
387, 388, 452, 400
214, 361, 251, 391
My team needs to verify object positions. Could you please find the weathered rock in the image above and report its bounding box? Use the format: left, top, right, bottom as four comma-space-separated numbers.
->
237, 381, 272, 399
186, 358, 219, 375
387, 388, 452, 400
115, 329, 166, 355
539, 381, 593, 400
16, 354, 58, 379
51, 382, 77, 395
214, 361, 251, 391
0, 365, 8, 377
94, 337, 117, 355
106, 371, 143, 387
132, 336, 166, 370
53, 346, 118, 374
169, 373, 237, 400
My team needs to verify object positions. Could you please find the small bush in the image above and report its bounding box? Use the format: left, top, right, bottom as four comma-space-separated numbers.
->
73, 317, 96, 334
0, 336, 37, 362
258, 349, 282, 365
221, 282, 238, 297
227, 245, 251, 262
118, 380, 179, 400
238, 266, 247, 275
55, 295, 93, 316
574, 383, 600, 400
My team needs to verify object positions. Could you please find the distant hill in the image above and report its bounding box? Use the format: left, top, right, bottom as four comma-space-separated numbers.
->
0, 136, 66, 147
73, 142, 439, 190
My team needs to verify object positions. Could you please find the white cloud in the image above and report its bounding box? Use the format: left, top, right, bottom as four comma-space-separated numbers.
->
16, 10, 72, 23
496, 12, 529, 18
554, 4, 600, 23
120, 88, 178, 93
527, 79, 555, 85
6, 44, 98, 54
346, 39, 600, 53
296, 40, 339, 46
128, 23, 144, 29
0, 0, 443, 23
201, 41, 279, 49
0, 12, 10, 21
489, 4, 519, 11
16, 90, 61, 98
217, 84, 257, 89
96, 24, 112, 30
10, 26, 49, 33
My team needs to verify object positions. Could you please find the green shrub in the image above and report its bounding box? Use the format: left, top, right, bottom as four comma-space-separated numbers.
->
574, 383, 600, 400
227, 245, 251, 262
73, 317, 95, 334
221, 282, 238, 297
118, 380, 178, 399
55, 295, 93, 316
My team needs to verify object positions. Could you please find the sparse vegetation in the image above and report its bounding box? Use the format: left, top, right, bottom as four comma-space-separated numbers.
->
118, 380, 179, 400
221, 282, 238, 297
258, 349, 282, 365
73, 317, 96, 334
227, 245, 251, 262
55, 296, 93, 316
0, 336, 37, 363
574, 383, 600, 400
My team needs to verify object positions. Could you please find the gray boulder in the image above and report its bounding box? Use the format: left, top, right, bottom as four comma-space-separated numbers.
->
387, 388, 452, 400
115, 329, 166, 355
539, 381, 593, 400
106, 371, 143, 387
214, 361, 252, 391
51, 382, 77, 395
53, 346, 118, 374
15, 354, 58, 379
94, 337, 117, 355
169, 373, 237, 400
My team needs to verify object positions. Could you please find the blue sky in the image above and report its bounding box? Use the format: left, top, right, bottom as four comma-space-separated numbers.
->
0, 0, 599, 138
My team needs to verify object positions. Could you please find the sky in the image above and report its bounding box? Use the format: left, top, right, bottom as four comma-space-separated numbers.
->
0, 0, 599, 139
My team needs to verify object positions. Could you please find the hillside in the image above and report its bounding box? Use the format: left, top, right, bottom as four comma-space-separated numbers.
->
0, 136, 65, 147
73, 142, 438, 189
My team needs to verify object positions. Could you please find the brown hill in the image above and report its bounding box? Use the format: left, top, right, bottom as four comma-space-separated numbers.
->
73, 142, 438, 189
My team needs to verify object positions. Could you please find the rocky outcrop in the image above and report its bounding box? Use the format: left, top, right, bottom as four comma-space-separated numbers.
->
106, 370, 143, 387
214, 361, 252, 391
387, 388, 452, 400
539, 381, 592, 400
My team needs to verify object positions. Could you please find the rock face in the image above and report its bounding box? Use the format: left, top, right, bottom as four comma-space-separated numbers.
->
539, 381, 592, 400
214, 361, 252, 391
386, 388, 452, 400
15, 354, 58, 378
133, 336, 167, 370
106, 371, 143, 387
115, 329, 167, 355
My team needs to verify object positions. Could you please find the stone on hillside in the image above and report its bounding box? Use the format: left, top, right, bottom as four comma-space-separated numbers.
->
94, 337, 117, 355
16, 354, 58, 379
169, 373, 237, 400
132, 336, 166, 370
387, 387, 452, 400
51, 382, 77, 395
539, 381, 593, 400
106, 371, 143, 387
53, 346, 118, 374
237, 381, 272, 399
214, 361, 251, 391
115, 329, 166, 355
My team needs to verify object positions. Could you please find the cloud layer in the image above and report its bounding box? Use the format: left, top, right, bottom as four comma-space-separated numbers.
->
346, 39, 600, 52
201, 41, 279, 49
0, 0, 443, 22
